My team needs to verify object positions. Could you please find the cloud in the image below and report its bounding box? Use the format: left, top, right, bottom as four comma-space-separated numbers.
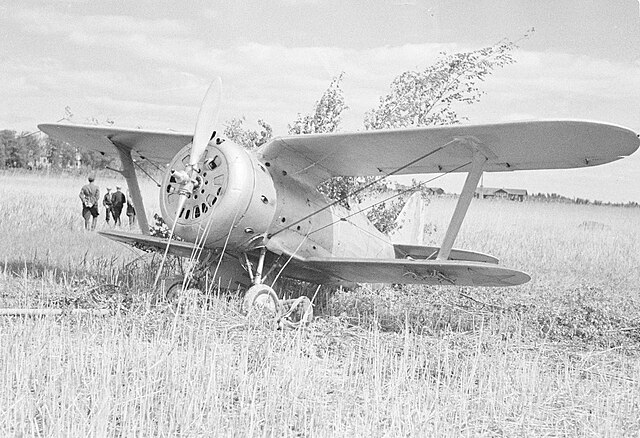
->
13, 7, 186, 36
4, 10, 639, 140
462, 50, 640, 132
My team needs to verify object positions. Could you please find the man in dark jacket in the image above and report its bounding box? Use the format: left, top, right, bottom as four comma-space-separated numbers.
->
103, 187, 113, 226
111, 185, 126, 227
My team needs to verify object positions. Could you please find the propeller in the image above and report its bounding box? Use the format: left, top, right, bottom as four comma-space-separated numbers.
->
153, 77, 222, 290
190, 77, 222, 169
169, 77, 223, 195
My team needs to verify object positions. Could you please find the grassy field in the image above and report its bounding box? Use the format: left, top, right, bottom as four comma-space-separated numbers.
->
1, 169, 640, 436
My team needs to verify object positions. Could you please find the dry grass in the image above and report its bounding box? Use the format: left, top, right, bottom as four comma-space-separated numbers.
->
1, 169, 640, 436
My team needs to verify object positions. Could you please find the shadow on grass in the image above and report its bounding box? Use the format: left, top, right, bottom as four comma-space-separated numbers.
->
2, 253, 184, 292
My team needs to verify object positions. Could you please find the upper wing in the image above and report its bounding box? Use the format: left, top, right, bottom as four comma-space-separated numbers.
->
257, 120, 639, 186
38, 123, 193, 164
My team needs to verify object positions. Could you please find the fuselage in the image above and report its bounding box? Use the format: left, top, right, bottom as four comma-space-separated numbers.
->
159, 138, 394, 285
264, 166, 395, 260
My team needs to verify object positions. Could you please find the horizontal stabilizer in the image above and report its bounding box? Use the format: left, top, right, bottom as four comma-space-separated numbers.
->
393, 244, 499, 264
99, 230, 203, 259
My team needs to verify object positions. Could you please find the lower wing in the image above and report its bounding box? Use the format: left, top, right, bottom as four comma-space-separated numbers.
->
99, 230, 201, 259
287, 257, 529, 287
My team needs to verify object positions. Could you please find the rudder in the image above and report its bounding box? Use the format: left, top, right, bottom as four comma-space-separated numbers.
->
389, 192, 426, 245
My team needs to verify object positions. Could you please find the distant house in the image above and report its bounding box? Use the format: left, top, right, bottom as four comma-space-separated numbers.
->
423, 187, 445, 196
475, 187, 528, 201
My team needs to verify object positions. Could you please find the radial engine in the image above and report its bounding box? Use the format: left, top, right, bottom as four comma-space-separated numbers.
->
159, 139, 277, 252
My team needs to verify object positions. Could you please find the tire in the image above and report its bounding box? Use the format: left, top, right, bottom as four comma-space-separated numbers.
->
158, 275, 186, 303
242, 284, 281, 317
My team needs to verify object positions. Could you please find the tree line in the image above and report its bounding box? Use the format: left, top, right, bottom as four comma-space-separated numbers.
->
529, 192, 640, 208
0, 129, 114, 170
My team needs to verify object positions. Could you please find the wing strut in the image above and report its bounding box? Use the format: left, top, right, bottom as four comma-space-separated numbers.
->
113, 143, 150, 235
437, 151, 486, 261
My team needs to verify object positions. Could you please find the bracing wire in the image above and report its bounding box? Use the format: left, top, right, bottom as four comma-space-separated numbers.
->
268, 138, 459, 238
309, 161, 472, 236
135, 152, 164, 172
132, 160, 162, 187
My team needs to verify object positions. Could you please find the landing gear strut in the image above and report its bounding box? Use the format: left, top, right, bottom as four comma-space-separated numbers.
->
155, 250, 215, 304
241, 247, 313, 328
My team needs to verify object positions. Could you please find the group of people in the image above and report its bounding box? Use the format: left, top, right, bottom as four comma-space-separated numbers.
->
78, 175, 136, 231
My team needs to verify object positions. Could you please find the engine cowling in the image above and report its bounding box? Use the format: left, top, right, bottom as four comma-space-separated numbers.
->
160, 139, 277, 251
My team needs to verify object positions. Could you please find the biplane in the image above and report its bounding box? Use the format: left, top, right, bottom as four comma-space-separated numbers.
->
38, 78, 639, 324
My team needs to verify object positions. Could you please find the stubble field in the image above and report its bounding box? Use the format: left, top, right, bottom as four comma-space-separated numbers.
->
1, 170, 640, 437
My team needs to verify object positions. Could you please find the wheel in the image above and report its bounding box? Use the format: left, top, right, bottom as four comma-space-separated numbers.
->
157, 275, 186, 302
279, 296, 314, 329
242, 284, 281, 318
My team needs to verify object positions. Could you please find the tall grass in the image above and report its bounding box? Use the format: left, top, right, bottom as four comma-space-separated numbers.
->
1, 170, 640, 436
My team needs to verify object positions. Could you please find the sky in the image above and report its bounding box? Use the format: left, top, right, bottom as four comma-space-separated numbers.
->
1, 0, 639, 202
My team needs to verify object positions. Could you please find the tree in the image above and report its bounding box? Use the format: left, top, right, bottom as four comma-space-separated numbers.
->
364, 31, 532, 130
286, 73, 360, 207
44, 136, 76, 168
0, 130, 27, 168
17, 132, 42, 168
288, 73, 348, 135
81, 149, 115, 169
279, 73, 418, 233
223, 117, 273, 150
288, 73, 389, 215
353, 35, 529, 232
0, 130, 17, 168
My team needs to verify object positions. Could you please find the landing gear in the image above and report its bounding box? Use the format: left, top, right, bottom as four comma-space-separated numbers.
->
158, 275, 186, 302
241, 247, 313, 328
155, 250, 217, 304
156, 275, 201, 311
242, 284, 281, 318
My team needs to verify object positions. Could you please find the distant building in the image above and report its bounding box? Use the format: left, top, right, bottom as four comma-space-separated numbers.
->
423, 187, 445, 196
475, 187, 528, 201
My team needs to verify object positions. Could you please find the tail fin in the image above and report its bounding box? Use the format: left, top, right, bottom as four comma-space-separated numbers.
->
389, 192, 426, 245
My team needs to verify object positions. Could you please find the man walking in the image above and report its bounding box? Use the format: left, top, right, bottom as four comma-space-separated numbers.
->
111, 185, 126, 227
126, 190, 136, 230
103, 187, 113, 226
79, 174, 100, 231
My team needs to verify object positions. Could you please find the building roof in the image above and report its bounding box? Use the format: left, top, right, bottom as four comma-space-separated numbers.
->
476, 187, 528, 196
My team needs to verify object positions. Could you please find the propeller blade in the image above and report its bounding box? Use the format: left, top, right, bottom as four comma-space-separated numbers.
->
190, 77, 222, 168
153, 76, 222, 294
